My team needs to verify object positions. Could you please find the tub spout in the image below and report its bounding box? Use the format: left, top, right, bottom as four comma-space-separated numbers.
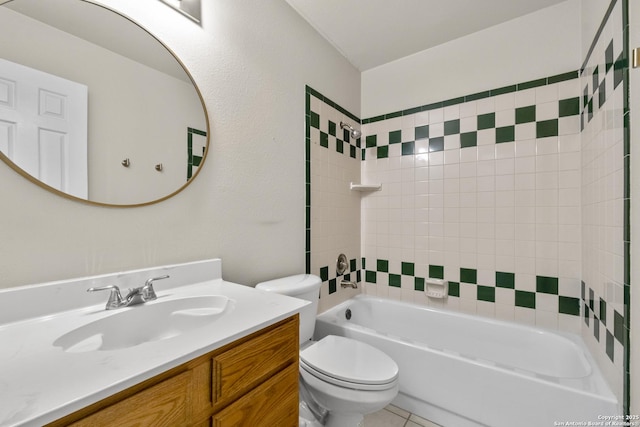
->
340, 280, 358, 289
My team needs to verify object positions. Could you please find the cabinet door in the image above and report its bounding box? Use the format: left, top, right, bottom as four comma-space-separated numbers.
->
212, 317, 298, 408
69, 371, 189, 427
212, 364, 298, 427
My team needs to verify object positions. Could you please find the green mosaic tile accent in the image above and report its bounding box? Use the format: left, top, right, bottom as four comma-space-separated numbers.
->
350, 145, 357, 159
559, 97, 580, 117
329, 279, 337, 294
429, 137, 444, 152
309, 111, 320, 129
614, 311, 625, 343
460, 268, 477, 284
605, 40, 614, 71
336, 139, 344, 154
402, 141, 415, 156
350, 258, 357, 271
389, 274, 401, 287
444, 96, 465, 107
320, 266, 328, 281
536, 119, 559, 138
320, 132, 328, 148
606, 330, 614, 361
548, 70, 579, 84
444, 119, 460, 135
492, 84, 517, 95
477, 286, 495, 303
496, 126, 515, 143
448, 282, 460, 297
466, 90, 491, 101
429, 265, 444, 280
536, 276, 559, 295
496, 272, 515, 289
515, 290, 536, 309
460, 132, 477, 148
377, 259, 389, 273
377, 146, 389, 159
517, 78, 546, 90
366, 135, 377, 148
366, 270, 377, 283
415, 125, 429, 140
559, 296, 580, 315
477, 113, 495, 130
515, 105, 536, 124
600, 298, 607, 325
614, 53, 624, 88
361, 71, 579, 124
402, 262, 415, 276
328, 121, 336, 136
389, 130, 402, 144
415, 277, 425, 291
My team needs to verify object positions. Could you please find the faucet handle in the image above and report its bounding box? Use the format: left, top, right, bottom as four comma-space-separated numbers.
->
87, 285, 124, 310
142, 275, 169, 301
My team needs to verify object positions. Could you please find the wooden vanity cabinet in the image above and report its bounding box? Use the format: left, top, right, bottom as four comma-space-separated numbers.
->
48, 315, 299, 427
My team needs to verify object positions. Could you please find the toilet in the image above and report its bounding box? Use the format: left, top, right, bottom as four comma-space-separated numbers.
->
256, 274, 399, 427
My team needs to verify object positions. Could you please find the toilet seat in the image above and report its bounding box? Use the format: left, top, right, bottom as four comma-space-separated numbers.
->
300, 335, 398, 391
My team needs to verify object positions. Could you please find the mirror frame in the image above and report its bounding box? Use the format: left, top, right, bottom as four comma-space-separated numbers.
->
0, 0, 210, 208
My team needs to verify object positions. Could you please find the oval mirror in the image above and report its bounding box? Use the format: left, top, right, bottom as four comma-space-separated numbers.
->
0, 0, 208, 206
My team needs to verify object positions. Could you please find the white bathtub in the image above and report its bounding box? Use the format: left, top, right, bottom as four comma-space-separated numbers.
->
314, 295, 619, 427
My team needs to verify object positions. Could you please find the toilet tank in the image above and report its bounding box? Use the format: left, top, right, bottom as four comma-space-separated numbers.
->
255, 274, 321, 345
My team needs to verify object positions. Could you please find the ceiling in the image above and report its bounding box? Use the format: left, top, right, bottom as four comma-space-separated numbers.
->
285, 0, 569, 71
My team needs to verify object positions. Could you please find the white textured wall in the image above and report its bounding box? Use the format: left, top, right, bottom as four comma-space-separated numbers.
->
361, 0, 581, 119
0, 0, 360, 289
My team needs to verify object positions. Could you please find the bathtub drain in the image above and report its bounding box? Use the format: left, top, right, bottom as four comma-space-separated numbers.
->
345, 308, 352, 320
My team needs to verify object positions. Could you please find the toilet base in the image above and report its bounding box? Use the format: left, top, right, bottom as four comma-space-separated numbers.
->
299, 402, 323, 427
325, 412, 364, 427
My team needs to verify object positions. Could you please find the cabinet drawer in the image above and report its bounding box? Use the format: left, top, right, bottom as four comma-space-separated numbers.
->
212, 363, 298, 427
69, 371, 189, 427
212, 317, 298, 407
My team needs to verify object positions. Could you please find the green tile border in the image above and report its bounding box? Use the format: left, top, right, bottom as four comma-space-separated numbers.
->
305, 85, 360, 275
361, 258, 580, 317
579, 0, 630, 414
362, 70, 579, 124
306, 85, 361, 124
621, 0, 631, 415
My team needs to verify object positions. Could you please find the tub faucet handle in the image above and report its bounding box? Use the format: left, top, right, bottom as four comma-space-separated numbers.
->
336, 253, 348, 275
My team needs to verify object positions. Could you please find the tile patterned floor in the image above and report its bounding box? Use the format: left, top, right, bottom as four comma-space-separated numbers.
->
363, 405, 442, 427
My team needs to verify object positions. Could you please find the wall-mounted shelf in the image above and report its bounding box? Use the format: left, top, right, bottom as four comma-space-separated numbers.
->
350, 182, 382, 192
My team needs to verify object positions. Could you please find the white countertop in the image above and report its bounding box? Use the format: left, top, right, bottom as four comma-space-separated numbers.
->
0, 260, 308, 426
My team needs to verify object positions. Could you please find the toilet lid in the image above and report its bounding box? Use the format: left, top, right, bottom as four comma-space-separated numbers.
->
300, 335, 399, 386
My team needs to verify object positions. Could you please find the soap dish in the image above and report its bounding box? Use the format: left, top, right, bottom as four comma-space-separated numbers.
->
425, 278, 448, 299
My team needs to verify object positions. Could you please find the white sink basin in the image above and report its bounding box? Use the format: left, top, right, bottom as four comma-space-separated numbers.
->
53, 295, 233, 353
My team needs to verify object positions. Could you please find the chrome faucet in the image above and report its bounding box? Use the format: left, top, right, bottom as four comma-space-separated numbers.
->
87, 275, 170, 310
340, 279, 358, 289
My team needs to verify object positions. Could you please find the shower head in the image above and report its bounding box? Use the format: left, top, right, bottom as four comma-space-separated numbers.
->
340, 121, 362, 140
